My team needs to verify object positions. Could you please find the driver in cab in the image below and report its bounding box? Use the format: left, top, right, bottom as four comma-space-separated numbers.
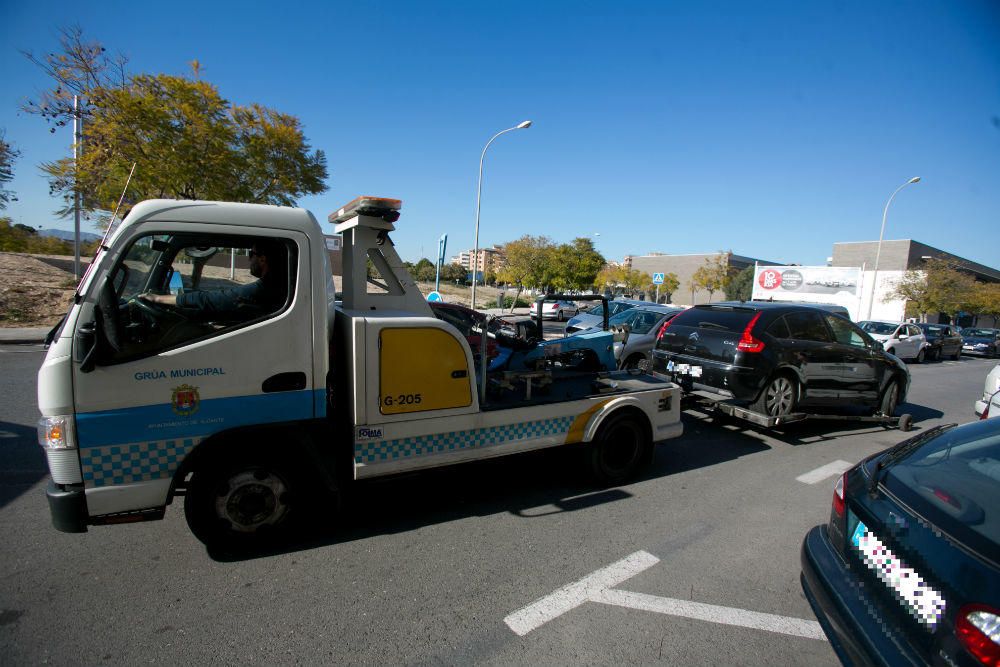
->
140, 241, 285, 318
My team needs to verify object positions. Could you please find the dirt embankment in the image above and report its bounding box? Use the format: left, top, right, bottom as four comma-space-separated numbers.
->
0, 252, 85, 327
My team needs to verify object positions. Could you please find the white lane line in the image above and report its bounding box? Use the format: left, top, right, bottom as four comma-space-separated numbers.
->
796, 460, 853, 485
504, 551, 826, 642
503, 551, 660, 636
595, 589, 826, 640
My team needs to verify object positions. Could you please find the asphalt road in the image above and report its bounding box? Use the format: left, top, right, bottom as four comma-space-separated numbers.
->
0, 342, 993, 665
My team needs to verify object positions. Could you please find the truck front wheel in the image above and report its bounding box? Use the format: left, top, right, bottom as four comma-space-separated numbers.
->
588, 410, 652, 485
184, 448, 307, 551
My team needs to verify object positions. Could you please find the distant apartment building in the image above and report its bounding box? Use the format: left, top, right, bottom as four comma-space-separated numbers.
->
451, 246, 505, 275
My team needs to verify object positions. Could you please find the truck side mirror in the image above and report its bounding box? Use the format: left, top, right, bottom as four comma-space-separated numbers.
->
74, 321, 98, 373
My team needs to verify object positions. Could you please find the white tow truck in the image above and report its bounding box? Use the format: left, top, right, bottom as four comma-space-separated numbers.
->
37, 196, 682, 549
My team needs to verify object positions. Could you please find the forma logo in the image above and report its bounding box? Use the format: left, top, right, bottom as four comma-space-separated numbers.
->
356, 427, 383, 440
759, 269, 782, 290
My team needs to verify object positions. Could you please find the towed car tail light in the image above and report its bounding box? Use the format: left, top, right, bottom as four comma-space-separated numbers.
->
956, 604, 1000, 666
737, 312, 765, 353
655, 315, 676, 342
832, 472, 846, 518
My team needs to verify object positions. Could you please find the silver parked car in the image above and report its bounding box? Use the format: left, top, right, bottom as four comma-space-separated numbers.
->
564, 298, 649, 334
575, 304, 683, 370
858, 320, 929, 363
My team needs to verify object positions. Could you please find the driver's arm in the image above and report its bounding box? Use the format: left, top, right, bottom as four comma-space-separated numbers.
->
140, 292, 178, 306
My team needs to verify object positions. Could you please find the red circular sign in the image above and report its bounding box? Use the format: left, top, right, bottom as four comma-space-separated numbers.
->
758, 270, 782, 290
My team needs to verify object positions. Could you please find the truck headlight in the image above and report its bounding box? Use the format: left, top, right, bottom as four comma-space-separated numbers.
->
37, 415, 77, 450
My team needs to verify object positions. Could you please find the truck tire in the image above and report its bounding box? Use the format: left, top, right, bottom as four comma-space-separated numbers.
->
184, 447, 308, 551
751, 374, 798, 418
588, 410, 652, 485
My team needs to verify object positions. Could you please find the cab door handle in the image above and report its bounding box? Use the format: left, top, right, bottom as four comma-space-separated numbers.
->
262, 372, 307, 393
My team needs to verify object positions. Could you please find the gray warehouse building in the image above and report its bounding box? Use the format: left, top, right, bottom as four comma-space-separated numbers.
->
626, 252, 777, 305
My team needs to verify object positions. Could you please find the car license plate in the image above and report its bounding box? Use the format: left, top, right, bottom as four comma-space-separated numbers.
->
666, 360, 702, 378
849, 515, 946, 628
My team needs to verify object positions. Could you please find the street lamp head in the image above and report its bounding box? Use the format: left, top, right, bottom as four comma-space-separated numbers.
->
908, 176, 921, 184
516, 120, 533, 129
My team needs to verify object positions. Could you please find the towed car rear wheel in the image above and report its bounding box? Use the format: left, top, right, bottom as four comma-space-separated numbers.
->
752, 375, 798, 417
879, 379, 900, 417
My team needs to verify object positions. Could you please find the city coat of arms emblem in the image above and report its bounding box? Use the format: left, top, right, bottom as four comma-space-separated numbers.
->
171, 384, 200, 416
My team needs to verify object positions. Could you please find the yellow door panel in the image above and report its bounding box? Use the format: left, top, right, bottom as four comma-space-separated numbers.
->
379, 327, 472, 414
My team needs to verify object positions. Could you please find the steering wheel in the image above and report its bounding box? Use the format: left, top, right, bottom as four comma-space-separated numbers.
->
128, 294, 188, 321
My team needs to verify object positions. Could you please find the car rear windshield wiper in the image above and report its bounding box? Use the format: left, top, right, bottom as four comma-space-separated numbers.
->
696, 322, 732, 331
868, 423, 957, 496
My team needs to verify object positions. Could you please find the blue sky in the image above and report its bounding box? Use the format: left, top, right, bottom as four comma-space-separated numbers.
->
1, 1, 998, 268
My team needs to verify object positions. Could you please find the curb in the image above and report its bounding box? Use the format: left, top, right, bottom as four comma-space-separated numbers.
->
0, 328, 51, 345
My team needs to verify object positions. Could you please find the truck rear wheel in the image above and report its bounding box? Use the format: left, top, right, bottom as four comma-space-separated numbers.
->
588, 410, 652, 485
184, 447, 307, 551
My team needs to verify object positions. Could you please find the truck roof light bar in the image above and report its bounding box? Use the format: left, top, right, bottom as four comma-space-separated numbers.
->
328, 196, 402, 226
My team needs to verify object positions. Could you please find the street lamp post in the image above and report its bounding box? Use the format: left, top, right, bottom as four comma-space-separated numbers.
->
865, 176, 921, 320
470, 120, 532, 310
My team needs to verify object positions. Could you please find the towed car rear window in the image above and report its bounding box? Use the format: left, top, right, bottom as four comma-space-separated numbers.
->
882, 420, 1000, 564
670, 306, 756, 331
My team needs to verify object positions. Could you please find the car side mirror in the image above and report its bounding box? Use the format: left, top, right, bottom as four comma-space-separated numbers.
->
872, 340, 884, 352
897, 334, 908, 340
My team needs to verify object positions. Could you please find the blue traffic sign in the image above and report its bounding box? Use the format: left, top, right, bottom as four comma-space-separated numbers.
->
652, 273, 665, 285
426, 291, 443, 302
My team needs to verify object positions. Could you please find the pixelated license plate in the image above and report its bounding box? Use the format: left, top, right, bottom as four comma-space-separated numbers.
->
666, 360, 702, 378
849, 515, 946, 629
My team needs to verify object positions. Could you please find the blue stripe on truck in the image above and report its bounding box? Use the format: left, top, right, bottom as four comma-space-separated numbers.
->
76, 389, 324, 488
76, 390, 321, 449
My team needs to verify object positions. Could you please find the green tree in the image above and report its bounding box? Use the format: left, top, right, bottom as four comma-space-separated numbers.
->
550, 237, 605, 292
24, 27, 327, 221
440, 263, 467, 284
0, 130, 19, 209
657, 272, 680, 303
594, 265, 623, 294
690, 252, 732, 303
413, 258, 436, 282
496, 235, 556, 304
621, 268, 652, 296
889, 258, 978, 322
972, 283, 1000, 323
724, 265, 754, 302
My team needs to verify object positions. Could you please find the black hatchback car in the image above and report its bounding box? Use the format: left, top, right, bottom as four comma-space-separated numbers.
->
917, 322, 963, 361
651, 302, 910, 418
801, 418, 1000, 666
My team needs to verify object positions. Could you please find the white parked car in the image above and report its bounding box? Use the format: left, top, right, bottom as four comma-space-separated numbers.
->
538, 300, 579, 321
975, 364, 1000, 419
858, 321, 929, 363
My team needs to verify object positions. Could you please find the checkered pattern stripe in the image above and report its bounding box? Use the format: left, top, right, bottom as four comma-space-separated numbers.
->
355, 417, 575, 465
80, 438, 201, 488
